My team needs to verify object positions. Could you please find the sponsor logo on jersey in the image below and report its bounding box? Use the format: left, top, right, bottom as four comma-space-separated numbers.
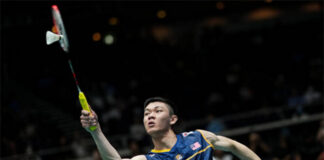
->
182, 131, 194, 137
175, 154, 183, 160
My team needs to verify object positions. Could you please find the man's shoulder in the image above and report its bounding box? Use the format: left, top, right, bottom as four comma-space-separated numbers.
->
180, 129, 210, 138
180, 130, 197, 137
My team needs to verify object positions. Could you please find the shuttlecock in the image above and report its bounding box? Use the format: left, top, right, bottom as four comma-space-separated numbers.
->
46, 31, 63, 45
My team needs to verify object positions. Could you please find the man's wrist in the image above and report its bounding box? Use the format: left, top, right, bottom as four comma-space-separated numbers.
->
89, 126, 102, 135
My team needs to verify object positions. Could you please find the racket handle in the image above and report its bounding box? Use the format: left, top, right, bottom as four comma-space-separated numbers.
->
79, 91, 97, 131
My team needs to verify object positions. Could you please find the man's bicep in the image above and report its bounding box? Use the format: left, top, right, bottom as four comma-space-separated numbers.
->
198, 129, 233, 151
122, 155, 147, 160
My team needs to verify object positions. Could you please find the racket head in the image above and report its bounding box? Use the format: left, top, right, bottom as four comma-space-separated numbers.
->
52, 5, 69, 53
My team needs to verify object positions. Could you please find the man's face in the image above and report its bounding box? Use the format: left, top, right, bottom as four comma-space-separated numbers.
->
143, 102, 173, 136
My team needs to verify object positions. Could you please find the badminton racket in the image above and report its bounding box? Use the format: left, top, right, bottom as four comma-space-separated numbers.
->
46, 5, 96, 131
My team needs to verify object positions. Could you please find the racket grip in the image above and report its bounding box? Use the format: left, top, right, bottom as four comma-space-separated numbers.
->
79, 92, 97, 131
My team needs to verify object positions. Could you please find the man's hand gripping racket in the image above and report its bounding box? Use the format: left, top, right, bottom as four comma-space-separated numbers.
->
46, 5, 97, 131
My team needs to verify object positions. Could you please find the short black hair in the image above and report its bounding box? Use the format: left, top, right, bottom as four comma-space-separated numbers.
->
144, 97, 177, 115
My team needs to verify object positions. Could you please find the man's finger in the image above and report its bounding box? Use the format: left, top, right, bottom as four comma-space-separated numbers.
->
82, 124, 90, 128
81, 119, 90, 124
90, 109, 97, 116
80, 115, 90, 121
81, 110, 90, 116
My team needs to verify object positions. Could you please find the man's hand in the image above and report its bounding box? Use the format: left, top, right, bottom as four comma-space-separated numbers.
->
80, 109, 99, 132
80, 109, 146, 160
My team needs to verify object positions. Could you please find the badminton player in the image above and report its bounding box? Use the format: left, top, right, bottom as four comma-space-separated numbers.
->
80, 97, 261, 160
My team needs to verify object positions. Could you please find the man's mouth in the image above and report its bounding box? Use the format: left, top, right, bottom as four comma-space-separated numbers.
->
148, 121, 155, 127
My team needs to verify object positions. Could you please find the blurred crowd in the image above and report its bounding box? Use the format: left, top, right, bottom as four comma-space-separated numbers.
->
2, 53, 323, 159
2, 1, 323, 160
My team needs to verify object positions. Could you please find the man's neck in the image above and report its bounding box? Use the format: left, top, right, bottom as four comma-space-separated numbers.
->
151, 129, 177, 151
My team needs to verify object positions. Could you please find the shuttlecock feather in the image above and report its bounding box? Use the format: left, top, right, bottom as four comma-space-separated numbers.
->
46, 31, 63, 45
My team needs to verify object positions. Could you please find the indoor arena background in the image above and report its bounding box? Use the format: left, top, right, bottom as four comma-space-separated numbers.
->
2, 1, 323, 160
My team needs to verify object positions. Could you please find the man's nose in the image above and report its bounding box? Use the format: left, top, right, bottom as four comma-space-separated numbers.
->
148, 113, 155, 120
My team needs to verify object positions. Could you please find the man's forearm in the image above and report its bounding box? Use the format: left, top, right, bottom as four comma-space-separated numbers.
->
231, 140, 261, 160
91, 128, 122, 160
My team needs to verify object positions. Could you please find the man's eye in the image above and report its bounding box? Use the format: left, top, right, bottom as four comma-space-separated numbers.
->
144, 113, 149, 116
157, 110, 162, 113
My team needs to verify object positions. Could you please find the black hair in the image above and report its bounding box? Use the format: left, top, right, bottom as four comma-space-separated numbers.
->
143, 96, 177, 115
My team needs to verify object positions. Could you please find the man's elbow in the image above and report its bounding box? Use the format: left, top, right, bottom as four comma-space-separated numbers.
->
230, 141, 261, 160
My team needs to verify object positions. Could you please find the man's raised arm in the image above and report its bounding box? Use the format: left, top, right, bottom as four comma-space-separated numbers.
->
80, 110, 146, 160
198, 129, 261, 160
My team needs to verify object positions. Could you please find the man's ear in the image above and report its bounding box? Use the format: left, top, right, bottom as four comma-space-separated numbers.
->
170, 115, 178, 125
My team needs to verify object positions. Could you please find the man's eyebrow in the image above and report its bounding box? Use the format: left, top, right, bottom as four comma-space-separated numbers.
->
144, 106, 162, 111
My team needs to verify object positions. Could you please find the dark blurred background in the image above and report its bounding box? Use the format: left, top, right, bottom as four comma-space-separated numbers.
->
1, 0, 323, 160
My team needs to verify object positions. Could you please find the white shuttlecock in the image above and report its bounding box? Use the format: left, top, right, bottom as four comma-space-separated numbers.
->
46, 31, 63, 45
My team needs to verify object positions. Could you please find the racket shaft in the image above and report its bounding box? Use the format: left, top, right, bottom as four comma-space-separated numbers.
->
79, 92, 97, 131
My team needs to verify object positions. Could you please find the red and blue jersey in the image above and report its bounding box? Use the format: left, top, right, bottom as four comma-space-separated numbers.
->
145, 130, 215, 160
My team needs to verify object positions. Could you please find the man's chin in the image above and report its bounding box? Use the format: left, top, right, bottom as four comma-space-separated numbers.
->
147, 128, 161, 136
147, 128, 171, 137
